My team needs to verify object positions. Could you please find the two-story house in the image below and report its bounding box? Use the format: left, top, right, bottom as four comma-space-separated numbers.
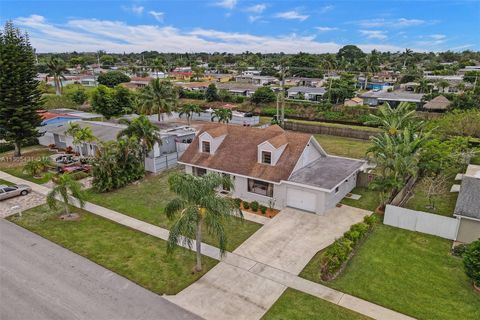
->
178, 124, 365, 214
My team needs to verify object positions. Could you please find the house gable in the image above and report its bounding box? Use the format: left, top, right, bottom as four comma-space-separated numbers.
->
257, 140, 287, 166
291, 137, 326, 174
198, 131, 226, 155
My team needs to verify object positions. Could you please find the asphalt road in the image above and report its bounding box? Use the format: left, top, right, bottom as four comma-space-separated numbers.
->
0, 219, 200, 320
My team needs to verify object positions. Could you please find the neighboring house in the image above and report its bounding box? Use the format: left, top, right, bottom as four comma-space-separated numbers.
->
454, 165, 480, 243
179, 124, 365, 214
211, 74, 234, 83
169, 71, 193, 81
188, 108, 259, 126
423, 95, 451, 112
357, 78, 394, 91
217, 83, 258, 97
359, 90, 425, 108
344, 97, 364, 107
235, 75, 278, 86
285, 77, 323, 87
79, 77, 96, 87
39, 121, 196, 173
37, 111, 81, 126
47, 109, 103, 121
177, 81, 211, 91
242, 70, 261, 76
287, 86, 325, 101
123, 77, 153, 89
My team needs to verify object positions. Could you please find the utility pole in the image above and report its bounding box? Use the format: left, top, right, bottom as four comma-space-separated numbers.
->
280, 63, 285, 126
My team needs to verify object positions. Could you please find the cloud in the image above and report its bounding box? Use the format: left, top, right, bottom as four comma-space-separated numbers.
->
275, 10, 309, 21
122, 4, 144, 15
14, 14, 409, 53
316, 27, 338, 32
416, 34, 447, 46
246, 4, 266, 13
319, 5, 334, 13
248, 15, 262, 23
213, 0, 237, 9
360, 30, 388, 40
149, 11, 164, 22
357, 18, 425, 28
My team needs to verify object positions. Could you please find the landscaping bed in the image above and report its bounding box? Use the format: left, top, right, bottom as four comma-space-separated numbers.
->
84, 170, 262, 252
238, 199, 279, 218
300, 224, 480, 320
262, 288, 370, 320
0, 146, 55, 184
9, 204, 217, 295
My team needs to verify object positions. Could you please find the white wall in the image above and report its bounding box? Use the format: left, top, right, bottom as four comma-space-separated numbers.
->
384, 205, 460, 240
257, 142, 286, 166
324, 172, 357, 210
292, 138, 323, 173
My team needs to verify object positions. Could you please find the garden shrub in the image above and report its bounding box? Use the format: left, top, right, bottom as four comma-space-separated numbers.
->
363, 214, 377, 226
233, 198, 242, 208
463, 239, 480, 286
259, 205, 267, 215
250, 201, 259, 212
242, 201, 250, 210
452, 243, 469, 257
344, 230, 361, 244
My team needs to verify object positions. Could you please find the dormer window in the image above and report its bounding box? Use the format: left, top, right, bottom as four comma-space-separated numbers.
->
202, 141, 211, 153
262, 151, 272, 165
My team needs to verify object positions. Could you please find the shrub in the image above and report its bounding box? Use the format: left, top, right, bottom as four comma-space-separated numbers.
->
97, 71, 130, 87
452, 243, 469, 257
250, 201, 259, 212
260, 205, 267, 215
233, 198, 242, 208
344, 230, 361, 244
363, 215, 377, 226
320, 237, 353, 279
463, 239, 480, 286
251, 87, 276, 105
242, 201, 250, 210
350, 222, 369, 236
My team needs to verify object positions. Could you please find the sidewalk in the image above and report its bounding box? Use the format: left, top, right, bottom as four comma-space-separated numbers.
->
0, 171, 415, 320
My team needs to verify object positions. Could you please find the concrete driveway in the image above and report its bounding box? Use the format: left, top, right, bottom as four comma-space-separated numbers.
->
0, 219, 199, 320
234, 205, 371, 275
167, 205, 371, 320
0, 191, 46, 218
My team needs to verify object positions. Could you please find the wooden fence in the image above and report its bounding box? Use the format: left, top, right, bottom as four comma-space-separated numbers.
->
282, 121, 378, 140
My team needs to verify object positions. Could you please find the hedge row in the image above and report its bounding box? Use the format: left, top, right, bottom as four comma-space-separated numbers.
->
320, 215, 377, 280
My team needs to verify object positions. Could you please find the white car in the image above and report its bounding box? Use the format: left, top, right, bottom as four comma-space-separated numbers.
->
0, 184, 32, 201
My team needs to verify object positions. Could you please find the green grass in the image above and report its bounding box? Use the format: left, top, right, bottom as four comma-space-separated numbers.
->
404, 179, 458, 216
314, 134, 372, 159
262, 288, 371, 320
84, 170, 262, 252
289, 118, 381, 132
0, 146, 55, 184
1, 167, 52, 184
301, 224, 480, 320
0, 179, 14, 186
341, 187, 380, 212
9, 204, 217, 295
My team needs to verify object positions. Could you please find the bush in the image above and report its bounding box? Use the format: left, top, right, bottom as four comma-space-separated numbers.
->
43, 94, 79, 109
344, 230, 361, 243
242, 201, 250, 210
321, 237, 353, 279
97, 71, 130, 87
363, 215, 377, 226
250, 201, 259, 212
233, 198, 242, 208
452, 243, 469, 257
180, 89, 205, 100
251, 87, 276, 105
260, 205, 267, 215
463, 239, 480, 286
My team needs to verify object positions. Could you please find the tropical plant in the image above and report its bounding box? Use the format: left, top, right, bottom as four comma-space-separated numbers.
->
365, 102, 419, 135
463, 240, 480, 287
178, 104, 202, 125
437, 80, 450, 93
0, 21, 43, 157
117, 115, 161, 157
359, 54, 380, 89
65, 123, 97, 157
251, 86, 276, 105
164, 172, 242, 272
47, 57, 68, 95
138, 79, 178, 122
23, 159, 44, 177
151, 58, 165, 78
211, 108, 232, 123
46, 173, 86, 217
415, 78, 431, 94
97, 71, 130, 87
205, 83, 219, 102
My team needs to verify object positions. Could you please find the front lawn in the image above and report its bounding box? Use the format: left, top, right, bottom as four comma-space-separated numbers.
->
300, 224, 480, 320
314, 134, 371, 159
84, 169, 262, 252
262, 288, 370, 320
0, 145, 55, 184
9, 204, 217, 295
403, 178, 458, 216
341, 187, 380, 212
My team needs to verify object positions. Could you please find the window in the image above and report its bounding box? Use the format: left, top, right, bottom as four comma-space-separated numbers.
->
261, 151, 272, 165
193, 167, 207, 177
248, 179, 274, 197
335, 187, 339, 193
58, 135, 66, 143
201, 141, 211, 153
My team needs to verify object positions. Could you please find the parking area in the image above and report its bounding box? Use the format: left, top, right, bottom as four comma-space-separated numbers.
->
234, 205, 371, 275
0, 191, 45, 218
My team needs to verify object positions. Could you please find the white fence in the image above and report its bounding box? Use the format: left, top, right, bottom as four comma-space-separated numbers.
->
384, 205, 459, 240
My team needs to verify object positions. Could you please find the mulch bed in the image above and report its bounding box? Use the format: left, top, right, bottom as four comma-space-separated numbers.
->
240, 204, 279, 219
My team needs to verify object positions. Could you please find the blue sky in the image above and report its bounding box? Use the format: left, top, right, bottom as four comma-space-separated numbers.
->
1, 0, 479, 53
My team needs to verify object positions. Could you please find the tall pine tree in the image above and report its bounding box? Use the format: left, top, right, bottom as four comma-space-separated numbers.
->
0, 21, 42, 156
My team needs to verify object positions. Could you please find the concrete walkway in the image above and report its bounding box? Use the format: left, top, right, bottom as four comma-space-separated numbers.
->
0, 171, 415, 320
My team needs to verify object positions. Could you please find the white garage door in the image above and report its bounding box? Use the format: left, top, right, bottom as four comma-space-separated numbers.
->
286, 188, 317, 212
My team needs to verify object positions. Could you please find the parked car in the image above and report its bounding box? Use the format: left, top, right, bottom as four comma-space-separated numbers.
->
0, 184, 32, 201
51, 154, 78, 165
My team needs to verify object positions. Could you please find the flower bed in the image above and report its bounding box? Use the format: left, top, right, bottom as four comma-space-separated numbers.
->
235, 199, 279, 218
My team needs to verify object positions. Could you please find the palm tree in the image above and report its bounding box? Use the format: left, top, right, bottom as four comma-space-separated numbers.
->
359, 55, 380, 90
319, 57, 337, 101
365, 102, 419, 135
415, 78, 431, 94
165, 172, 242, 272
401, 48, 414, 69
437, 80, 449, 93
211, 108, 233, 124
47, 173, 86, 217
192, 65, 205, 81
151, 58, 165, 78
47, 57, 68, 96
117, 115, 161, 157
138, 79, 178, 122
178, 104, 202, 125
65, 123, 97, 157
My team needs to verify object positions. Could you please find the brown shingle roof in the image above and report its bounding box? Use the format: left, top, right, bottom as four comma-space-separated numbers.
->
267, 134, 288, 148
205, 126, 228, 138
423, 95, 451, 110
179, 124, 311, 182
